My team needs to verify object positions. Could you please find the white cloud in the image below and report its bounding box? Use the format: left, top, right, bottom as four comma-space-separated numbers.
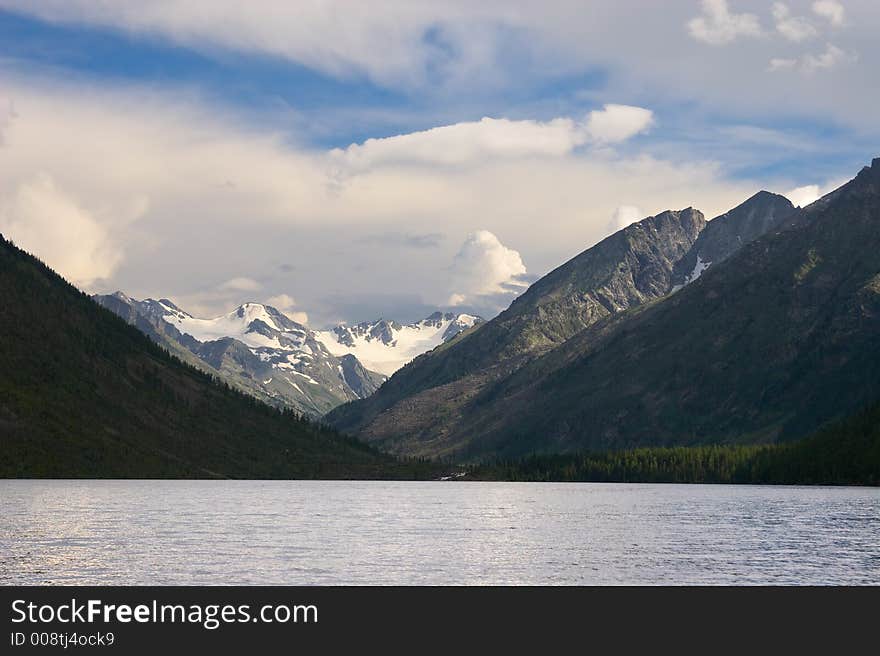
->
608, 206, 644, 233
786, 184, 821, 207
773, 3, 818, 42
813, 1, 845, 27
0, 175, 123, 287
0, 0, 876, 138
334, 116, 589, 169
0, 0, 460, 88
584, 105, 654, 145
333, 104, 653, 171
784, 176, 848, 207
447, 230, 527, 307
0, 73, 760, 322
265, 293, 308, 324
687, 0, 763, 45
219, 277, 262, 292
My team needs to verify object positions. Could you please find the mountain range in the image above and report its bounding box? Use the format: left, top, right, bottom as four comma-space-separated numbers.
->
93, 293, 480, 417
4, 156, 880, 479
327, 159, 880, 461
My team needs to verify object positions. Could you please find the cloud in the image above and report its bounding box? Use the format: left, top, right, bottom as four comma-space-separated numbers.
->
801, 42, 856, 72
0, 72, 760, 323
335, 116, 583, 169
687, 0, 763, 45
0, 0, 467, 89
784, 176, 848, 207
0, 175, 123, 287
219, 277, 262, 292
773, 3, 818, 42
447, 230, 527, 308
769, 42, 856, 74
1, 0, 876, 139
768, 57, 798, 72
584, 105, 654, 145
813, 1, 845, 27
0, 99, 16, 145
265, 293, 308, 324
608, 206, 644, 233
786, 184, 821, 207
333, 105, 652, 173
358, 232, 444, 249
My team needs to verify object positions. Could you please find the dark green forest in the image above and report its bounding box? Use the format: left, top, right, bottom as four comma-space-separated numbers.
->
468, 401, 880, 485
0, 234, 437, 479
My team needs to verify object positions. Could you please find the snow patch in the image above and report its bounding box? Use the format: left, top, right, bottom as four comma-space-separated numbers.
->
689, 255, 712, 283
315, 313, 479, 376
671, 255, 712, 294
292, 371, 319, 385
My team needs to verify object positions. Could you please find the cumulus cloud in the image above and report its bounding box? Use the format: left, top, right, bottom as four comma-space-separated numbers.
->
687, 0, 763, 45
584, 105, 654, 145
0, 175, 123, 287
784, 177, 848, 207
773, 3, 818, 42
219, 277, 262, 292
265, 293, 308, 324
608, 206, 644, 233
786, 184, 821, 207
447, 230, 527, 308
813, 1, 845, 26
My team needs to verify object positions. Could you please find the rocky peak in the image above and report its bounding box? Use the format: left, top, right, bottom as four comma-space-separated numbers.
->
670, 191, 794, 291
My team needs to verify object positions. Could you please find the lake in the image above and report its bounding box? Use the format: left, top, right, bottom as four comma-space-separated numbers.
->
1, 480, 877, 585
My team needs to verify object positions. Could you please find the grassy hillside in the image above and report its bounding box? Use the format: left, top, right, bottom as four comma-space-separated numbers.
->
0, 234, 429, 479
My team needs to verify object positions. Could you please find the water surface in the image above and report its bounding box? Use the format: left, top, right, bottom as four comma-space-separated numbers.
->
1, 480, 877, 585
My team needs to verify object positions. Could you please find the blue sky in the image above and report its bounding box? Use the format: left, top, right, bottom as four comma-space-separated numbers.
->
0, 1, 877, 325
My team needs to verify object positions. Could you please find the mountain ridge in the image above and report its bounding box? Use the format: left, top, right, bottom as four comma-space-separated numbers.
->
670, 191, 795, 290
325, 175, 872, 460
374, 159, 880, 458
326, 205, 713, 446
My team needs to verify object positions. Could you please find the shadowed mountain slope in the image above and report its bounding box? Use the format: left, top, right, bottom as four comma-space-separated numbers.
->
439, 159, 880, 458
0, 235, 410, 478
329, 163, 877, 460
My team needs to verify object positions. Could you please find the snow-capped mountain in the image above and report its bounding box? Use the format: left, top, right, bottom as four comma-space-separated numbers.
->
94, 294, 482, 415
314, 312, 483, 376
94, 294, 385, 417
